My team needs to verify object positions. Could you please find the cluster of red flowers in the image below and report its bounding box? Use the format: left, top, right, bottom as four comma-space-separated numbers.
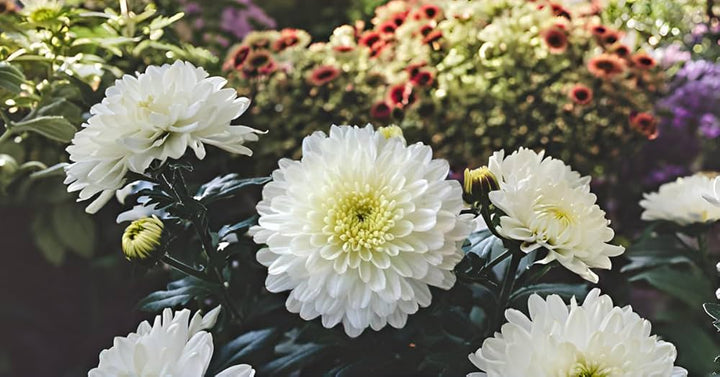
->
223, 28, 307, 78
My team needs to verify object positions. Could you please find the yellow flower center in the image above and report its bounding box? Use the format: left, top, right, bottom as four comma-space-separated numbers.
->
326, 186, 397, 253
536, 203, 574, 226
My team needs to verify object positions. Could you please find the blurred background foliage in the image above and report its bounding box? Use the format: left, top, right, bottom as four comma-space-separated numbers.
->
2, 0, 720, 376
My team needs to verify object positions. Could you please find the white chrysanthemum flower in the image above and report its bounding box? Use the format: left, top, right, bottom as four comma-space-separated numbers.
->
487, 148, 624, 283
65, 60, 262, 214
89, 307, 255, 377
705, 177, 720, 208
250, 125, 473, 337
641, 173, 720, 225
468, 289, 688, 377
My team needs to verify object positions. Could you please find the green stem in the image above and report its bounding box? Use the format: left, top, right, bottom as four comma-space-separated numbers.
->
484, 249, 512, 272
479, 199, 504, 241
495, 250, 523, 326
0, 131, 11, 144
161, 254, 213, 283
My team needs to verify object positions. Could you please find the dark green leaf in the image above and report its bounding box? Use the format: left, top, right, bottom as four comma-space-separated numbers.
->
260, 344, 327, 376
705, 303, 720, 321
629, 266, 713, 307
210, 328, 281, 373
195, 174, 271, 204
218, 216, 258, 240
31, 215, 66, 266
622, 232, 695, 273
137, 276, 216, 312
51, 204, 96, 258
660, 323, 719, 376
11, 116, 77, 142
509, 283, 589, 308
0, 63, 25, 94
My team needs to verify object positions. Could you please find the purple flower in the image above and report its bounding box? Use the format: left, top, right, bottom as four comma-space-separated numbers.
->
700, 113, 720, 138
220, 0, 276, 40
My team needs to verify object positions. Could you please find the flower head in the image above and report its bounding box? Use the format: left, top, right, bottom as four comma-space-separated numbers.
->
250, 125, 473, 337
630, 112, 659, 140
463, 166, 498, 205
541, 27, 568, 54
64, 61, 261, 213
611, 43, 631, 58
588, 54, 625, 79
370, 101, 392, 120
632, 52, 656, 69
487, 148, 624, 283
89, 307, 255, 377
388, 83, 416, 108
569, 84, 593, 105
223, 45, 251, 71
641, 173, 720, 225
308, 65, 341, 86
122, 215, 164, 261
468, 289, 687, 377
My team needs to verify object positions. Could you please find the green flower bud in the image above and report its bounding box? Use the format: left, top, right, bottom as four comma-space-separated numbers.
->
0, 154, 19, 184
463, 166, 499, 205
122, 216, 164, 261
378, 125, 404, 140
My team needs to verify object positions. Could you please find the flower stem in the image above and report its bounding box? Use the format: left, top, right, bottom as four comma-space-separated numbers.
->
495, 249, 523, 327
484, 249, 512, 272
161, 254, 213, 283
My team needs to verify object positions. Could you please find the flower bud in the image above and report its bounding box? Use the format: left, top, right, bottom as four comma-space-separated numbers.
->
378, 125, 404, 140
122, 215, 164, 261
0, 154, 19, 186
463, 166, 499, 205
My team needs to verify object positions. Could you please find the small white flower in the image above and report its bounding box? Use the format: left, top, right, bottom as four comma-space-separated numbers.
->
487, 148, 624, 283
468, 289, 687, 377
716, 288, 720, 300
251, 125, 473, 337
88, 306, 255, 377
65, 60, 262, 214
641, 173, 720, 226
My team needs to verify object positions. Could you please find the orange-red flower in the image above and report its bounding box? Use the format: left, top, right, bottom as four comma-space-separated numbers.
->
588, 54, 625, 79
541, 27, 568, 54
631, 52, 656, 69
272, 29, 300, 52
411, 70, 434, 87
423, 30, 443, 44
379, 20, 398, 34
590, 24, 608, 37
359, 31, 382, 48
308, 65, 341, 86
630, 112, 659, 139
223, 45, 250, 71
568, 84, 593, 105
388, 83, 416, 108
611, 43, 630, 58
413, 4, 442, 20
601, 30, 620, 45
370, 101, 392, 120
549, 2, 571, 19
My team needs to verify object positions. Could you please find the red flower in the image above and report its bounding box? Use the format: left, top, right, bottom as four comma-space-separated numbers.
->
405, 62, 427, 79
549, 2, 571, 19
272, 29, 300, 51
413, 4, 442, 20
601, 30, 621, 45
333, 45, 355, 53
568, 84, 593, 105
223, 45, 250, 71
419, 23, 434, 37
369, 41, 390, 58
631, 52, 656, 69
308, 65, 341, 86
391, 11, 408, 26
241, 50, 274, 78
587, 54, 625, 79
541, 27, 568, 54
629, 112, 659, 139
388, 83, 416, 108
249, 37, 271, 50
590, 24, 608, 37
410, 70, 434, 87
611, 43, 630, 57
359, 31, 382, 48
423, 30, 443, 44
370, 101, 392, 120
379, 20, 398, 35
258, 60, 277, 75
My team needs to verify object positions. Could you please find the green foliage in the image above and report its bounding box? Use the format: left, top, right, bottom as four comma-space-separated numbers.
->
0, 0, 215, 265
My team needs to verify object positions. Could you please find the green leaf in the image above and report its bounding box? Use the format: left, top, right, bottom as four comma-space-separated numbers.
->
218, 216, 258, 240
29, 163, 68, 180
509, 283, 589, 308
11, 116, 77, 142
660, 323, 719, 376
210, 328, 281, 373
195, 174, 271, 204
629, 266, 713, 307
0, 63, 25, 94
51, 204, 95, 258
31, 215, 66, 266
622, 232, 694, 273
260, 344, 327, 376
137, 276, 216, 312
706, 303, 720, 321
